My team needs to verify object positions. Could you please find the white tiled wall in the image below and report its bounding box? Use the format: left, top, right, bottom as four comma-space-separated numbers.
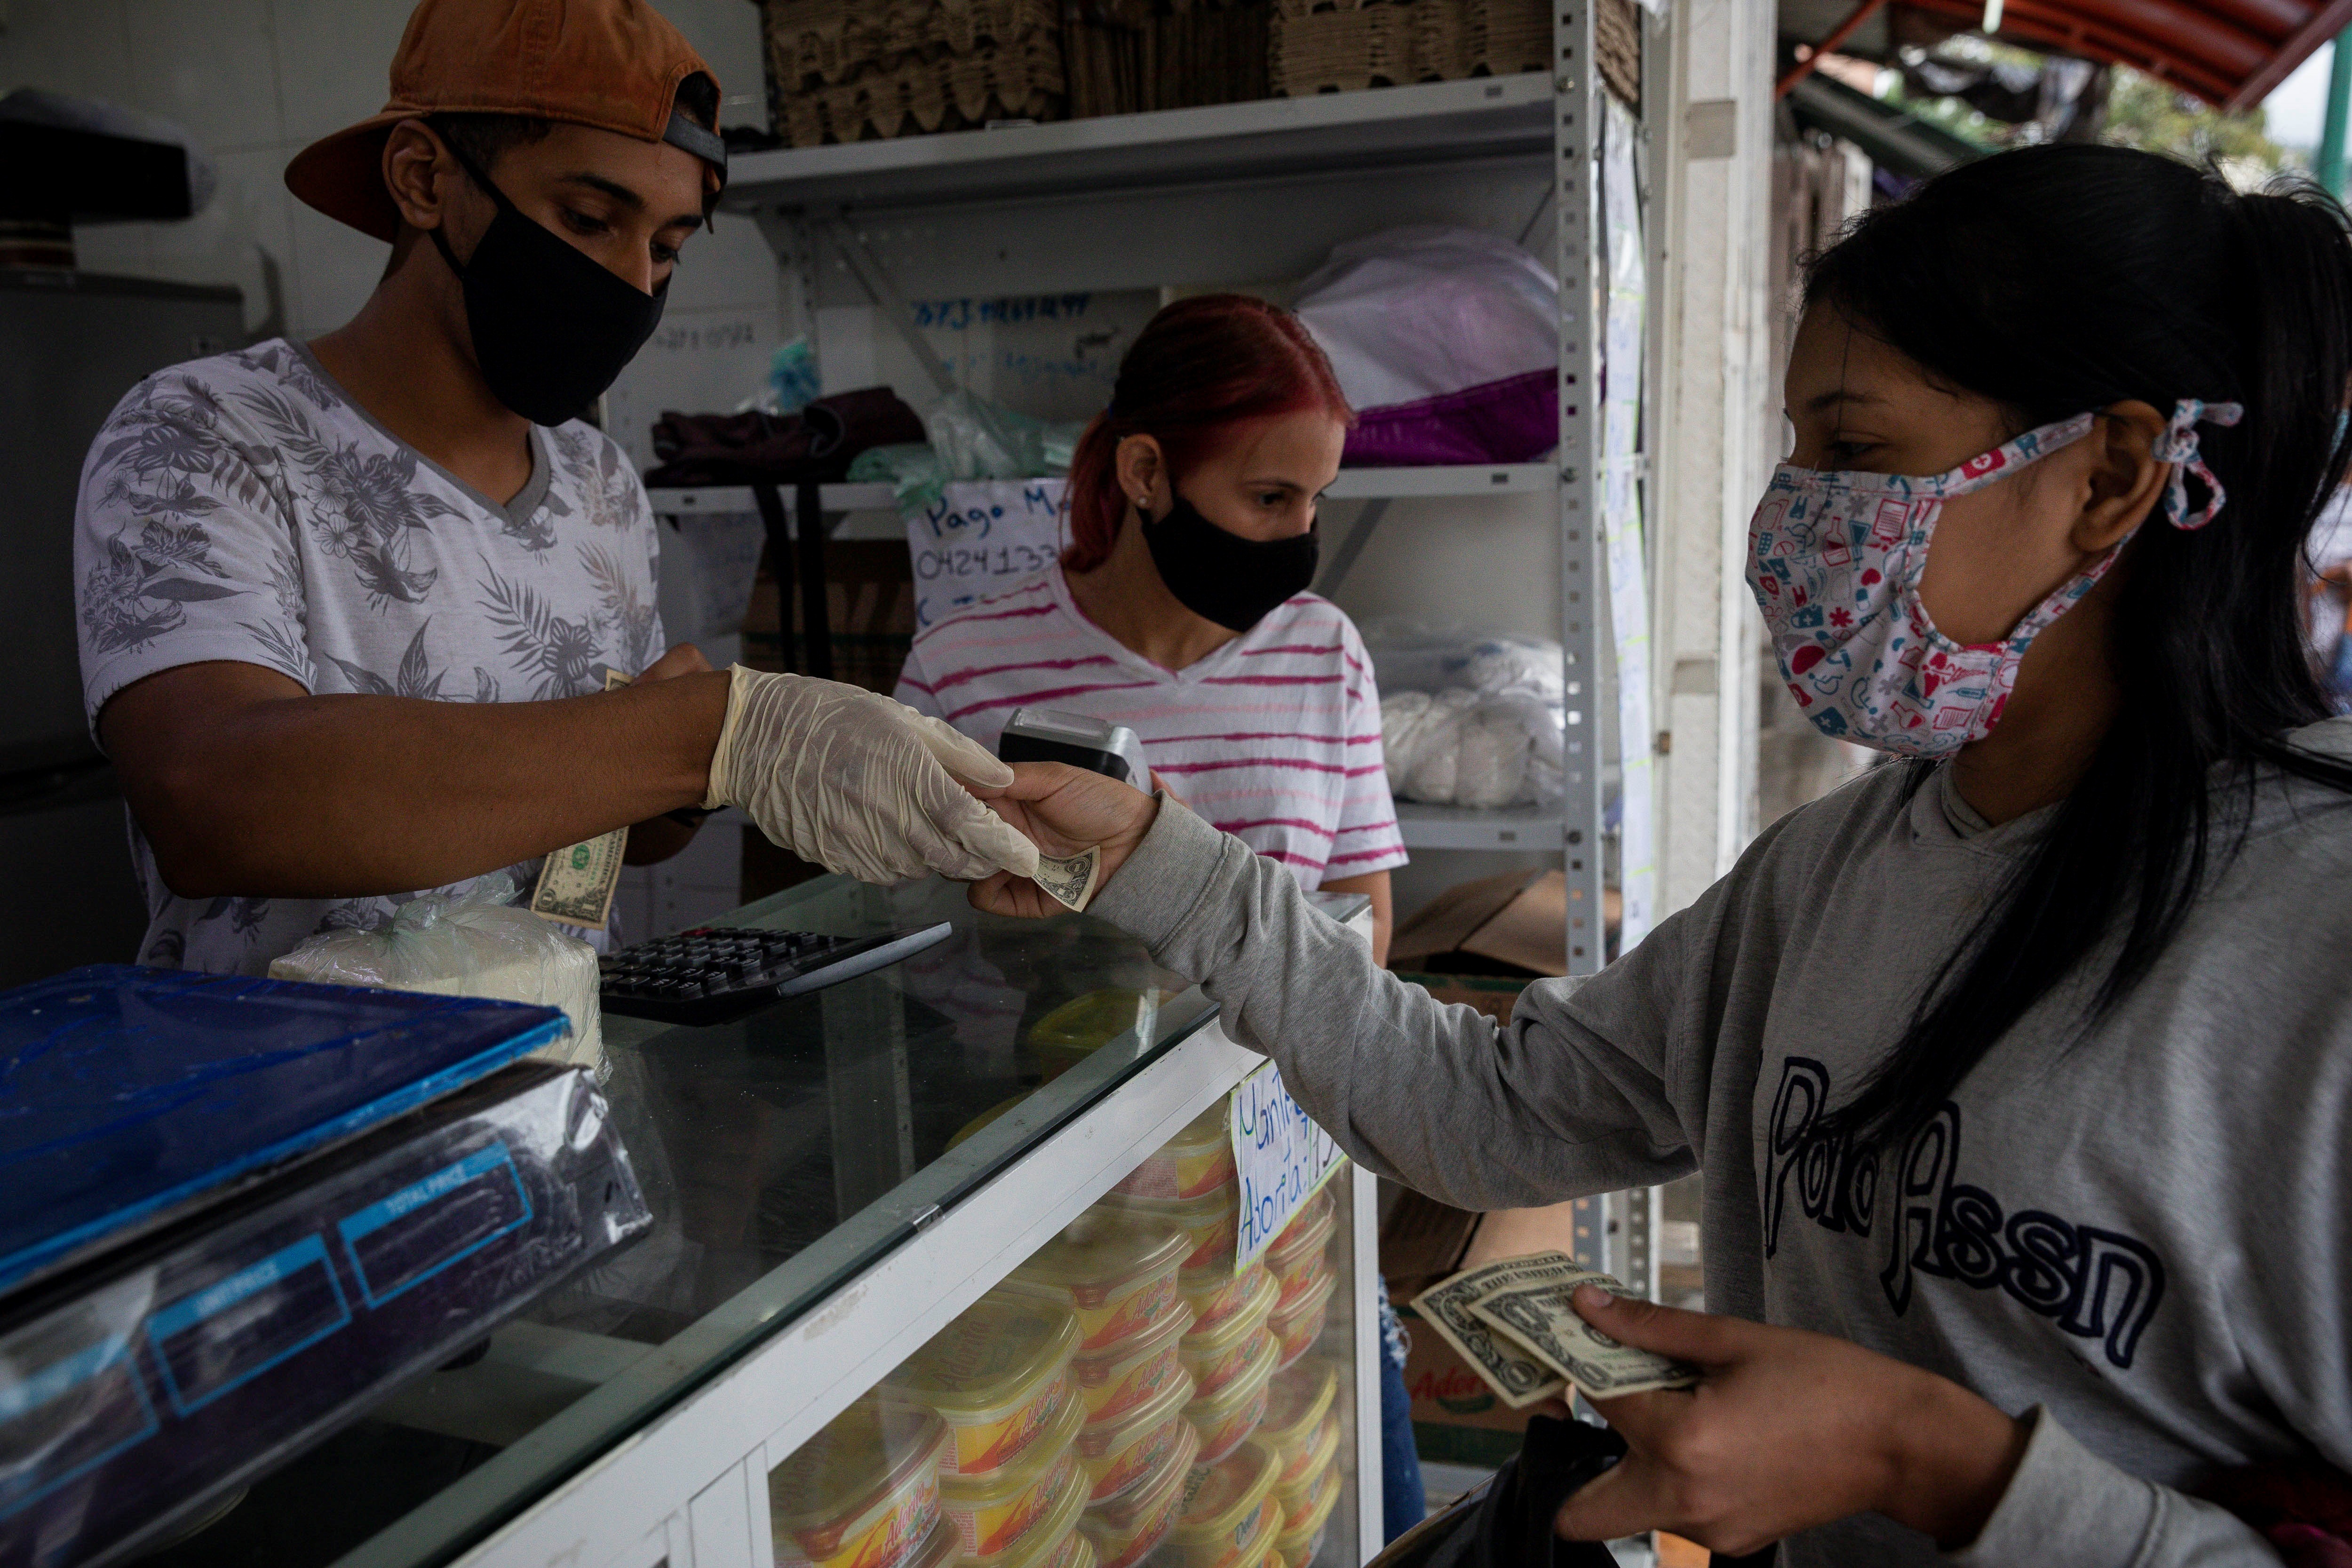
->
0, 0, 786, 466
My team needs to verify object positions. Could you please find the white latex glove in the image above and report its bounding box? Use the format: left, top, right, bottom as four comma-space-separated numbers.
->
701, 666, 1041, 885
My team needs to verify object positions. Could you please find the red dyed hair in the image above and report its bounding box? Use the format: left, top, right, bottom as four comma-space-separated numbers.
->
1063, 295, 1352, 573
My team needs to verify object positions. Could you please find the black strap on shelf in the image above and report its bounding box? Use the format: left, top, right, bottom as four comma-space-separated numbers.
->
750, 479, 797, 673
796, 479, 833, 681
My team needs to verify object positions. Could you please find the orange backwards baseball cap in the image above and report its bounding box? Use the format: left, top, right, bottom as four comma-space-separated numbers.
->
285, 0, 725, 243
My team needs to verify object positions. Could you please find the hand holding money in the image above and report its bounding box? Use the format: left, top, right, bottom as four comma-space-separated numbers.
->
1412, 1252, 1698, 1408
967, 762, 1160, 919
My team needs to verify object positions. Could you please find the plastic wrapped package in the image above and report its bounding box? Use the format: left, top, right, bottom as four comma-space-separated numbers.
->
938, 1397, 1084, 1556
1068, 1300, 1193, 1422
1177, 1269, 1277, 1398
1182, 1323, 1279, 1465
1267, 1273, 1337, 1370
0, 1061, 650, 1568
1075, 1416, 1196, 1568
269, 874, 605, 1079
1001, 1214, 1187, 1353
770, 1402, 952, 1568
1072, 1372, 1194, 1504
1370, 629, 1567, 809
1164, 1439, 1283, 1568
882, 1292, 1079, 1476
1293, 228, 1559, 411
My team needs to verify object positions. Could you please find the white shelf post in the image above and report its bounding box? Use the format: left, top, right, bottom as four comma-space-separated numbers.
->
1555, 0, 1606, 979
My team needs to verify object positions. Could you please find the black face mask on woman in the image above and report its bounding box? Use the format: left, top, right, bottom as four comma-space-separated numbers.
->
430, 141, 668, 426
1138, 489, 1319, 632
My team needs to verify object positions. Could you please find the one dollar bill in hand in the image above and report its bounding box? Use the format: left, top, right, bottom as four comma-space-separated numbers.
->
531, 668, 632, 930
1031, 844, 1101, 912
1411, 1253, 1574, 1409
1468, 1272, 1701, 1399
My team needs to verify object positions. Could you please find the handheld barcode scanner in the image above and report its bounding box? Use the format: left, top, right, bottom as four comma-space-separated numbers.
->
998, 708, 1151, 788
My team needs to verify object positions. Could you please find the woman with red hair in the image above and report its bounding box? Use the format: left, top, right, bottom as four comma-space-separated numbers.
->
894, 294, 1406, 956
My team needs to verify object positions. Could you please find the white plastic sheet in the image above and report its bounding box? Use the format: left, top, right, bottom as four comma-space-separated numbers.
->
1294, 226, 1560, 410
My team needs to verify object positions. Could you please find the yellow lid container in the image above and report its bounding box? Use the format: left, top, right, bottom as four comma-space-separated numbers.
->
1055, 1528, 1098, 1568
1179, 1269, 1278, 1399
1077, 1415, 1197, 1568
1183, 1326, 1278, 1466
1110, 1099, 1236, 1202
1182, 1261, 1273, 1338
1073, 1369, 1195, 1504
770, 1401, 951, 1568
1268, 1271, 1337, 1371
1164, 1439, 1283, 1568
1099, 1188, 1239, 1276
1265, 1196, 1335, 1306
1003, 1211, 1189, 1353
1272, 1455, 1341, 1564
961, 1461, 1089, 1568
882, 1292, 1079, 1476
1258, 1360, 1337, 1466
939, 1393, 1085, 1558
1028, 990, 1157, 1080
1069, 1299, 1193, 1423
1271, 1414, 1339, 1518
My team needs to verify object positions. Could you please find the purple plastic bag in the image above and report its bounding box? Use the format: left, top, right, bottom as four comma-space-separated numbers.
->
1341, 370, 1558, 468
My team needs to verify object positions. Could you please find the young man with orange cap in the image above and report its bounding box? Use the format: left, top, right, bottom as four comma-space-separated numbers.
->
72, 0, 1033, 975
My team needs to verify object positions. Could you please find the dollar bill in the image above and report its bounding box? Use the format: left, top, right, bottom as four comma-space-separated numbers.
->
1031, 844, 1102, 911
1468, 1272, 1701, 1399
532, 669, 632, 930
1410, 1252, 1572, 1409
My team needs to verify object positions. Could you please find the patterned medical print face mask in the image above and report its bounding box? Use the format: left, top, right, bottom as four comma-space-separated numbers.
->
1747, 398, 2242, 757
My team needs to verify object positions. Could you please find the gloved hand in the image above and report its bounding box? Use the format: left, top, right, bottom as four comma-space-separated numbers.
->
701, 666, 1041, 885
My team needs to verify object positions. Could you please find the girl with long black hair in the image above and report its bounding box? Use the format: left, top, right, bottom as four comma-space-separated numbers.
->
964, 144, 2352, 1564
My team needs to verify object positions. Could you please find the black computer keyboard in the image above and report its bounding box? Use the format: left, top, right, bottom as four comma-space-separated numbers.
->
597, 923, 953, 1027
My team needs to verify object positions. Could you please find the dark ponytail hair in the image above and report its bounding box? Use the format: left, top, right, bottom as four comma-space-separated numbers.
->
1064, 295, 1351, 572
1804, 144, 2352, 1144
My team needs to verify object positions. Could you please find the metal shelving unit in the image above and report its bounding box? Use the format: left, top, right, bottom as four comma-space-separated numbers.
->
712, 34, 1659, 1291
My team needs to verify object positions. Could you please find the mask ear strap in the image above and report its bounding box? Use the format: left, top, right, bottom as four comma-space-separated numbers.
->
2151, 398, 2244, 530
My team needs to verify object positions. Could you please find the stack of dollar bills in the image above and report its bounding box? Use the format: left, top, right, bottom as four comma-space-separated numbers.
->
1412, 1250, 1701, 1408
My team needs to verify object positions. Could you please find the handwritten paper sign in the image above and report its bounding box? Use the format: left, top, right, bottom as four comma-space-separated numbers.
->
1231, 1061, 1347, 1269
906, 479, 1067, 630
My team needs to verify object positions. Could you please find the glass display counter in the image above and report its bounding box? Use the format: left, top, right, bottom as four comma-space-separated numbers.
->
143, 874, 1380, 1568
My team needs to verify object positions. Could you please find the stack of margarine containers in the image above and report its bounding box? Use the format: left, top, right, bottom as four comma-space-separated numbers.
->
771, 1094, 1347, 1568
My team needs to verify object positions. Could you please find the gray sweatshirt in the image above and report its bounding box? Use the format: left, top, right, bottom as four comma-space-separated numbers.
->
1089, 718, 2352, 1567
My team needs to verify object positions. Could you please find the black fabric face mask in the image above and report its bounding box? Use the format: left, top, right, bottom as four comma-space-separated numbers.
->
429, 143, 667, 426
1139, 489, 1319, 632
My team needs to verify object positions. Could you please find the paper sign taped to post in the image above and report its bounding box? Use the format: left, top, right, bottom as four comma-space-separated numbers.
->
1231, 1060, 1347, 1270
907, 480, 1067, 631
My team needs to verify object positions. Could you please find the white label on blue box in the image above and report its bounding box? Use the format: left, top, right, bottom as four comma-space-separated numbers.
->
1231, 1061, 1346, 1270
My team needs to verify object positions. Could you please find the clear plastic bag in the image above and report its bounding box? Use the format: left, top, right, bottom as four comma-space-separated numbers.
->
1293, 226, 1559, 410
1370, 626, 1566, 807
268, 875, 604, 1079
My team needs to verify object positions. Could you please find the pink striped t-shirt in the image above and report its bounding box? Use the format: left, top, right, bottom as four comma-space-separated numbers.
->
894, 565, 1407, 889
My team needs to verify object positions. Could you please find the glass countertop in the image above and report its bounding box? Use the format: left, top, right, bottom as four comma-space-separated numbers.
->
147, 873, 1253, 1568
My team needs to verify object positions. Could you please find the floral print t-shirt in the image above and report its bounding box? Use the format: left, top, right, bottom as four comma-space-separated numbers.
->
74, 339, 665, 975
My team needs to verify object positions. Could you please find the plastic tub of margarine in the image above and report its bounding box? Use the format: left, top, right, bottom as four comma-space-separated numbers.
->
1267, 1271, 1337, 1371
938, 1391, 1085, 1557
1110, 1098, 1236, 1202
769, 1401, 951, 1568
1271, 1452, 1342, 1567
1002, 1212, 1189, 1353
1182, 1260, 1274, 1338
1258, 1360, 1337, 1488
1073, 1369, 1195, 1505
882, 1292, 1078, 1478
1164, 1439, 1283, 1568
1178, 1268, 1278, 1399
1027, 989, 1159, 1080
1069, 1299, 1194, 1424
1263, 1193, 1335, 1309
1099, 1187, 1239, 1276
1271, 1416, 1339, 1527
1077, 1415, 1198, 1568
1183, 1327, 1278, 1465
962, 1463, 1091, 1568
